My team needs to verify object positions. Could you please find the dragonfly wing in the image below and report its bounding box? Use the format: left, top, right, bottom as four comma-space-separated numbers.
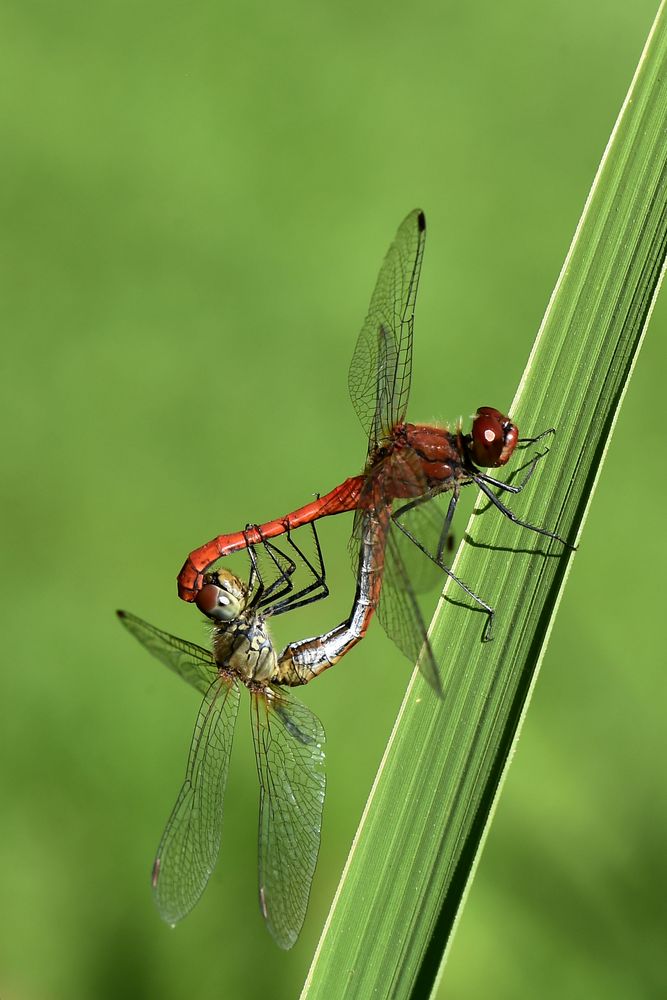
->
348, 209, 426, 452
117, 610, 218, 695
250, 686, 326, 949
152, 674, 241, 924
377, 520, 442, 696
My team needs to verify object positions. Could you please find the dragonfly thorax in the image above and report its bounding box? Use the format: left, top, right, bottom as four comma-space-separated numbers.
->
212, 616, 278, 683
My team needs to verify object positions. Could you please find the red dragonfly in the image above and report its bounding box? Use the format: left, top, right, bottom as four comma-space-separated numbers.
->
178, 210, 569, 691
118, 522, 381, 947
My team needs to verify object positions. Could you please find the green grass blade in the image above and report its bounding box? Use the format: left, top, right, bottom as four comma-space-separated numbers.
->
301, 5, 667, 998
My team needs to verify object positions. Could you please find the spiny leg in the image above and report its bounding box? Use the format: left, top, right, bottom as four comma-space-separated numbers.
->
473, 478, 574, 548
244, 525, 297, 611
517, 427, 555, 447
477, 447, 550, 496
392, 495, 496, 641
244, 532, 264, 606
267, 521, 330, 617
437, 493, 458, 562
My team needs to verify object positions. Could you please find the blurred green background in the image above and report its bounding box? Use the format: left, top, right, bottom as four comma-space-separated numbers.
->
2, 1, 665, 997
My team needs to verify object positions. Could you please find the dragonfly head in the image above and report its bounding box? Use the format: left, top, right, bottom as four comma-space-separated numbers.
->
469, 407, 518, 467
195, 569, 248, 622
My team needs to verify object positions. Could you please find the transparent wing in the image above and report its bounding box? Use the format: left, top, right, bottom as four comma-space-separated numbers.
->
386, 507, 444, 595
152, 674, 241, 924
251, 686, 326, 949
348, 209, 426, 453
117, 610, 218, 695
376, 520, 442, 696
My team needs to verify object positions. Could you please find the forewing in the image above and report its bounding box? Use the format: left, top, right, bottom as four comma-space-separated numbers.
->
117, 610, 217, 695
348, 209, 426, 452
151, 675, 241, 924
251, 687, 326, 949
377, 521, 443, 696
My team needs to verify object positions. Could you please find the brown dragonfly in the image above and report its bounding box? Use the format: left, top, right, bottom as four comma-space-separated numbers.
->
118, 519, 381, 947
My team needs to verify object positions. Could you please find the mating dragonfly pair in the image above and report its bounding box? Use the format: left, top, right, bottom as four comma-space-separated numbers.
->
119, 209, 571, 948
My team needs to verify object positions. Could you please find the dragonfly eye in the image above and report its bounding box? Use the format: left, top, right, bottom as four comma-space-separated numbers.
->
195, 582, 243, 622
470, 407, 519, 467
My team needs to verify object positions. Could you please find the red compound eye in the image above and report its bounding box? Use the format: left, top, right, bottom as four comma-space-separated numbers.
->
470, 406, 518, 467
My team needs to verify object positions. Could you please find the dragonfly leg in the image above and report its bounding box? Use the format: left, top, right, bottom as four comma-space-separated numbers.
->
436, 494, 458, 562
245, 527, 299, 611
246, 522, 329, 615
517, 427, 555, 447
266, 521, 330, 617
391, 490, 459, 562
473, 478, 575, 548
478, 447, 549, 496
244, 532, 266, 607
392, 495, 496, 641
245, 527, 303, 611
